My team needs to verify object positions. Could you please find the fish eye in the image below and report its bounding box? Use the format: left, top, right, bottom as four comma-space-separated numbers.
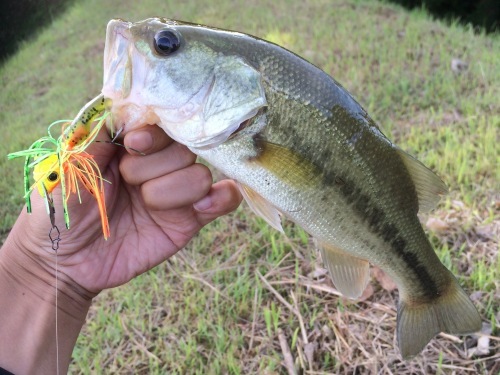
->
154, 29, 181, 56
48, 172, 59, 182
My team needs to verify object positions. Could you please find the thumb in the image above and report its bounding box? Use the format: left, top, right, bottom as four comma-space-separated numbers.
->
193, 179, 242, 227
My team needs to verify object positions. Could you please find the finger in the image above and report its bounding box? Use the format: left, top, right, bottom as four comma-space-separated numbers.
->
123, 125, 173, 155
83, 124, 118, 169
193, 179, 243, 226
120, 142, 196, 186
141, 163, 213, 211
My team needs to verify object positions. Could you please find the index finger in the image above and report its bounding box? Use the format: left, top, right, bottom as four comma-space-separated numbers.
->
124, 125, 173, 155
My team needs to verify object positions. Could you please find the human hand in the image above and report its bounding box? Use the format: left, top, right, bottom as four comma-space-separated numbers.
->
0, 124, 242, 374
4, 125, 242, 296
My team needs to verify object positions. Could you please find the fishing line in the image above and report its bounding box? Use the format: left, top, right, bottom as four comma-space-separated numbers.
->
95, 140, 145, 155
54, 244, 60, 375
96, 125, 146, 155
47, 190, 61, 375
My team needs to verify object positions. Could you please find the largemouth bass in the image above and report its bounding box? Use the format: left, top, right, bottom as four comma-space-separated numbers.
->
100, 18, 481, 358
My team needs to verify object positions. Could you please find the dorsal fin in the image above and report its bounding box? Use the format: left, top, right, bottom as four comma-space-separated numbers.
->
315, 239, 370, 299
396, 148, 448, 213
237, 182, 284, 233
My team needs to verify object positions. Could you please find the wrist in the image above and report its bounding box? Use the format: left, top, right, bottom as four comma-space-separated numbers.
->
0, 213, 94, 374
1, 213, 96, 317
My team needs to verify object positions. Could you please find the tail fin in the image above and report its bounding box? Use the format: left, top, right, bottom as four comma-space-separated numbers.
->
397, 277, 481, 359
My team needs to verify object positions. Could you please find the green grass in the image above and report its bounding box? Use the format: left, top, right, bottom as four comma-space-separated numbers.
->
1, 0, 498, 373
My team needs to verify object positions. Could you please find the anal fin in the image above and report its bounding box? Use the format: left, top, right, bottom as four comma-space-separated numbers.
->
238, 182, 284, 233
316, 240, 370, 299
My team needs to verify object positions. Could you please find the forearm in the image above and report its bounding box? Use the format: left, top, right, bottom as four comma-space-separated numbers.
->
0, 220, 93, 374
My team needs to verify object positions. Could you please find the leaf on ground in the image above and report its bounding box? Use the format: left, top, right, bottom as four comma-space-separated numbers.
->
475, 224, 498, 241
372, 267, 397, 292
467, 323, 492, 357
304, 341, 317, 365
451, 58, 468, 73
357, 282, 375, 302
426, 217, 450, 232
307, 267, 328, 279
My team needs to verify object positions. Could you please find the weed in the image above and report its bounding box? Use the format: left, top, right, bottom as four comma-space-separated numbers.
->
1, 0, 498, 373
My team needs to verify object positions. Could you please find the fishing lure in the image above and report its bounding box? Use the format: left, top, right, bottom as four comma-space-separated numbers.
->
8, 94, 113, 239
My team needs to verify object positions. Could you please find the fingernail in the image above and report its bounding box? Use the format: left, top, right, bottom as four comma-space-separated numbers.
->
193, 196, 212, 211
128, 130, 153, 152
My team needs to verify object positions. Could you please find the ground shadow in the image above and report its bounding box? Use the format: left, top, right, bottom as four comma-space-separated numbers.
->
384, 0, 499, 33
0, 0, 76, 63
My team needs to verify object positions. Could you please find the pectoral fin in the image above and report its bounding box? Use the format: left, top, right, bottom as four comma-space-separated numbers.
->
238, 182, 284, 233
316, 240, 370, 299
252, 137, 321, 188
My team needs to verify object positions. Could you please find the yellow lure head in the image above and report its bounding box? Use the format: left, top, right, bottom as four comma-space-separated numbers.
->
33, 154, 61, 196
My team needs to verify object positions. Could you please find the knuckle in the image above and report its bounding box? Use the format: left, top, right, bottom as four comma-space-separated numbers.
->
192, 164, 213, 192
119, 156, 143, 185
228, 185, 242, 208
172, 143, 197, 165
140, 182, 161, 210
119, 156, 134, 183
219, 181, 242, 212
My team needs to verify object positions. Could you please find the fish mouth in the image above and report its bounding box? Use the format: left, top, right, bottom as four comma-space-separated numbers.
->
103, 20, 134, 100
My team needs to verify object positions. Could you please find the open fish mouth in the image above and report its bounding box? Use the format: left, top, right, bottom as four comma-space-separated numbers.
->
103, 20, 134, 100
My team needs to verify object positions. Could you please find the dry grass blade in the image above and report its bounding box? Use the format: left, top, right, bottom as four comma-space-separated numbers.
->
256, 270, 298, 315
278, 328, 297, 375
291, 291, 309, 345
257, 270, 309, 346
181, 273, 229, 300
249, 288, 259, 351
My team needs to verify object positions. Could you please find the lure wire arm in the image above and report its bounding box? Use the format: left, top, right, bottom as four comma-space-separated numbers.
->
43, 184, 61, 251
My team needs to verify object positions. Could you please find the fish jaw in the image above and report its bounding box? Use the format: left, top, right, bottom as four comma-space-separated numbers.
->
103, 19, 133, 101
101, 18, 267, 148
103, 19, 157, 131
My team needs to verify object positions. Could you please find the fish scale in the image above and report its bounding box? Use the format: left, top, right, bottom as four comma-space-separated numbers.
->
203, 86, 442, 299
100, 17, 481, 358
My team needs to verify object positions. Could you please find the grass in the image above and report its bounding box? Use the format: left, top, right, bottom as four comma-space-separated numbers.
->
1, 0, 499, 373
